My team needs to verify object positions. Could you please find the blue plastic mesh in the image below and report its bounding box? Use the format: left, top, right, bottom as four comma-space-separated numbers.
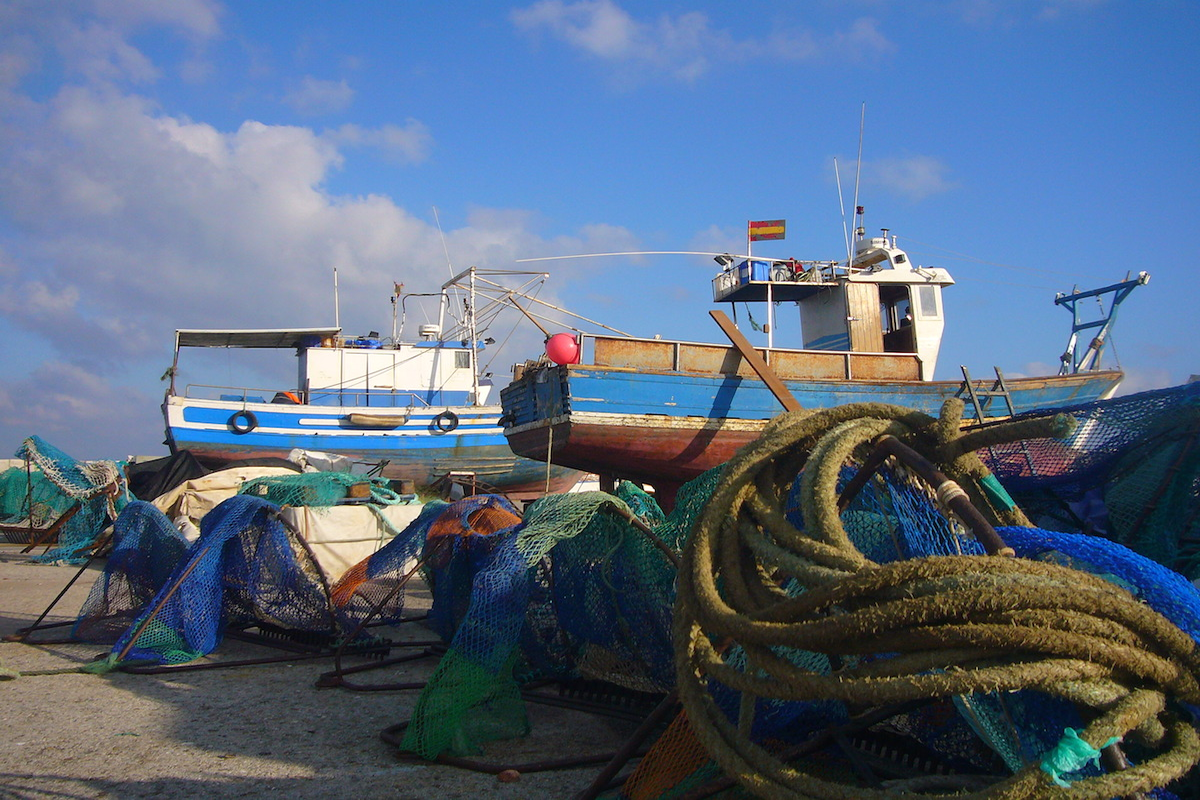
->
73, 501, 188, 643
100, 495, 334, 667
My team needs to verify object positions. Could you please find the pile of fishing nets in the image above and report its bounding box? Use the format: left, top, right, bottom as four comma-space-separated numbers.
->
53, 386, 1200, 797
72, 500, 189, 644
76, 470, 418, 669
396, 482, 717, 760
238, 471, 407, 507
979, 381, 1200, 581
389, 393, 1200, 798
651, 398, 1200, 799
84, 495, 335, 671
0, 436, 127, 563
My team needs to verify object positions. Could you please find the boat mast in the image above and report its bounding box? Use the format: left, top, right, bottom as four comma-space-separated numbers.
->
469, 266, 480, 406
1055, 271, 1151, 374
849, 103, 865, 270
333, 268, 340, 331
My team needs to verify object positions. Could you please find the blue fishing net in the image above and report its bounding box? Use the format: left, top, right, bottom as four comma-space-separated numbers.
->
1000, 525, 1200, 644
93, 495, 334, 668
73, 501, 189, 643
981, 382, 1200, 578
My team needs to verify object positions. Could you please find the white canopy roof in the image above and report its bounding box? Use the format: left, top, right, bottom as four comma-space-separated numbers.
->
174, 328, 342, 349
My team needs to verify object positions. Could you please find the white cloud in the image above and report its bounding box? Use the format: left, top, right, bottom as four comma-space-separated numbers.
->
863, 155, 957, 202
0, 360, 161, 459
1114, 364, 1177, 397
328, 120, 433, 165
91, 0, 222, 38
0, 2, 645, 458
950, 0, 1109, 26
512, 0, 895, 83
0, 0, 221, 86
513, 0, 640, 58
284, 76, 356, 116
0, 79, 636, 360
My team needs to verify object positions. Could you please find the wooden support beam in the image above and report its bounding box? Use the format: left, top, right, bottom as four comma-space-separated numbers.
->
709, 310, 803, 413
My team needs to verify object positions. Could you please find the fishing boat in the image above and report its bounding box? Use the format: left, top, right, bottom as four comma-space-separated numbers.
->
162, 267, 587, 499
499, 216, 1147, 509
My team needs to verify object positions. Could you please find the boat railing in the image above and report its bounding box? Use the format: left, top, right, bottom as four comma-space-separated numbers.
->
181, 384, 437, 409
576, 333, 922, 383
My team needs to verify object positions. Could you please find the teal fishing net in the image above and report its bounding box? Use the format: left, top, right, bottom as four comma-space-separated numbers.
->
1, 436, 127, 563
239, 472, 405, 507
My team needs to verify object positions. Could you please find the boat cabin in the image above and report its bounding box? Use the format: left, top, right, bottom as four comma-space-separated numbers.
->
169, 327, 493, 409
710, 234, 953, 380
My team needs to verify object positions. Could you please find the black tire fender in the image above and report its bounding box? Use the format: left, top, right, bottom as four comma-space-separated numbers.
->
229, 409, 258, 435
433, 410, 459, 433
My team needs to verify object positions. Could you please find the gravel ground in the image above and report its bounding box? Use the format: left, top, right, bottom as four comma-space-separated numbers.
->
0, 551, 640, 799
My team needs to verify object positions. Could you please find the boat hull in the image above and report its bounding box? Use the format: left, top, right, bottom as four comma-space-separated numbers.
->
500, 363, 1124, 496
164, 395, 580, 498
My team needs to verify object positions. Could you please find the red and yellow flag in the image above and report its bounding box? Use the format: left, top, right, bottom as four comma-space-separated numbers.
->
748, 219, 785, 241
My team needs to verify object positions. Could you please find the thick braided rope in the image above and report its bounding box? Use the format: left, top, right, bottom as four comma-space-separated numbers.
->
673, 401, 1200, 798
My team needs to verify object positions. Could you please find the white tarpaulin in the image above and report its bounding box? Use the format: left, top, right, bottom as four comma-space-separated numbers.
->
151, 466, 425, 582
152, 467, 299, 537
281, 503, 424, 582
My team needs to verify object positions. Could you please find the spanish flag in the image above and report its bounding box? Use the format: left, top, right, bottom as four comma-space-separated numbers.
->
749, 219, 785, 241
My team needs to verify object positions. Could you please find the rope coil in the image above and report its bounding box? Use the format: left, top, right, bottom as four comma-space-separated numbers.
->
672, 400, 1200, 798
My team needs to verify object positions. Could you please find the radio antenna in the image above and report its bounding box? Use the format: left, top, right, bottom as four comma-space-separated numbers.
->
433, 206, 454, 279
849, 102, 865, 270
835, 157, 850, 265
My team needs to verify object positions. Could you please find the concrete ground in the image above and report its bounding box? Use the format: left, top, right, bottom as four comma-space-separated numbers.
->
0, 550, 641, 799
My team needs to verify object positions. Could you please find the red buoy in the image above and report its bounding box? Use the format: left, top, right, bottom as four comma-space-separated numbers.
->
545, 332, 580, 365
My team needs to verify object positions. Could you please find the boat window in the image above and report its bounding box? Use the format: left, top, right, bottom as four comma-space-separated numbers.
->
455, 351, 471, 369
917, 285, 940, 319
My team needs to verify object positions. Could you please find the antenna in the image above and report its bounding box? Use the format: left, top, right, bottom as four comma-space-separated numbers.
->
834, 157, 850, 265
333, 267, 340, 330
849, 102, 865, 270
433, 206, 454, 279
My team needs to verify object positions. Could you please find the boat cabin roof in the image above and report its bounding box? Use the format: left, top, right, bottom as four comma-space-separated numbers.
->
174, 328, 342, 349
713, 236, 954, 305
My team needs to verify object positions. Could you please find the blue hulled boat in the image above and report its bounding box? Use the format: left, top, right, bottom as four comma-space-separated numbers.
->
163, 267, 582, 498
500, 222, 1145, 509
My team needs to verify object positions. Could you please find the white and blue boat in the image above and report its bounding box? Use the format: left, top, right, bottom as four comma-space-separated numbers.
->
163, 267, 583, 498
500, 222, 1146, 509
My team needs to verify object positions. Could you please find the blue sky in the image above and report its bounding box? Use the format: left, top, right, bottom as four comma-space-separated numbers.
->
1, 0, 1196, 460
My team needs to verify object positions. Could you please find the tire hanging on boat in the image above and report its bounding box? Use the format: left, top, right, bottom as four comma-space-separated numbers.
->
433, 410, 459, 433
229, 409, 258, 435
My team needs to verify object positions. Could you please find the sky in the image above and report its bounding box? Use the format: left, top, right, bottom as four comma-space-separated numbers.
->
1, 0, 1197, 461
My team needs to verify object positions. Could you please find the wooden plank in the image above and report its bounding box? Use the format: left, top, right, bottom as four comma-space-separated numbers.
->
708, 310, 803, 413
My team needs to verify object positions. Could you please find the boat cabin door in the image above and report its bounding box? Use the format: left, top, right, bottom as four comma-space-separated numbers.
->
880, 285, 916, 354
845, 282, 884, 352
